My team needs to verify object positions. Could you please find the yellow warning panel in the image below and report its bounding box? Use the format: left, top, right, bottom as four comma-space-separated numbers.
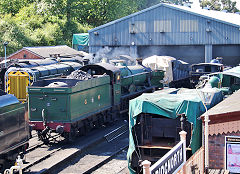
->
7, 71, 30, 102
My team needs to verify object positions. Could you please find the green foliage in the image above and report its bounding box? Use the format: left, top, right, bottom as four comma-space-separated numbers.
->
0, 0, 34, 15
201, 0, 239, 12
221, 0, 239, 13
0, 2, 92, 56
0, 15, 33, 56
0, 0, 139, 56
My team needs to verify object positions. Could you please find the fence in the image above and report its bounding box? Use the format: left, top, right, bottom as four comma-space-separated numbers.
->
142, 131, 187, 174
177, 146, 204, 174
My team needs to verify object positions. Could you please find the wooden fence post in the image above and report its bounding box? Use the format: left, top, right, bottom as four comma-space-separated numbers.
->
142, 160, 151, 174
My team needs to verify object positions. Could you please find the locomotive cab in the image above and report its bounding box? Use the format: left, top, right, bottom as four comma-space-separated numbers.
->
80, 63, 121, 106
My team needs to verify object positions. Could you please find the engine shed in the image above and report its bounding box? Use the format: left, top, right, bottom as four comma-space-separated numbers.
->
89, 3, 240, 66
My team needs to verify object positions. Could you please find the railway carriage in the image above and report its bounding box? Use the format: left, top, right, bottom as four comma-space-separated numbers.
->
0, 90, 29, 172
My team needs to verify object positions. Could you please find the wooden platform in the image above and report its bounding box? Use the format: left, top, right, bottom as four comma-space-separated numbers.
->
208, 169, 229, 174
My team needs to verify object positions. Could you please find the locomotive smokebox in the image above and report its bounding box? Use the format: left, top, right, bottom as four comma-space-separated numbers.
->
56, 125, 64, 134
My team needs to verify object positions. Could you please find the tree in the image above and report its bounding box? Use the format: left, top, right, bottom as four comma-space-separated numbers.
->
221, 0, 239, 12
0, 0, 34, 15
200, 0, 221, 10
201, 0, 239, 12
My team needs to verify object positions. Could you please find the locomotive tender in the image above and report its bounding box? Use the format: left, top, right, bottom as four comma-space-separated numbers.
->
27, 62, 164, 143
0, 90, 29, 172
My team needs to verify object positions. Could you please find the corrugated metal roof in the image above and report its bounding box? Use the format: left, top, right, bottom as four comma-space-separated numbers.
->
89, 3, 240, 32
202, 89, 240, 117
24, 45, 82, 58
169, 4, 240, 27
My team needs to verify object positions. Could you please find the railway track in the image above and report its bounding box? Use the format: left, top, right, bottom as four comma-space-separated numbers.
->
55, 123, 129, 174
26, 132, 62, 154
84, 145, 128, 174
21, 121, 128, 174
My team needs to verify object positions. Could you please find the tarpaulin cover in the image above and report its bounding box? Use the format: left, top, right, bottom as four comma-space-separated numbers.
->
72, 33, 89, 46
142, 55, 189, 84
222, 66, 240, 78
127, 87, 223, 174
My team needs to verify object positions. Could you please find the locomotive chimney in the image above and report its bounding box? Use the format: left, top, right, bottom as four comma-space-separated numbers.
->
83, 58, 90, 66
136, 58, 143, 65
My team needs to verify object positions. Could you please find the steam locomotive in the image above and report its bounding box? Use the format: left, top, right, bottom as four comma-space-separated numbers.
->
27, 60, 164, 143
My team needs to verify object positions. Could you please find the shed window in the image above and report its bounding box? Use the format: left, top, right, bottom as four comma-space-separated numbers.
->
129, 21, 146, 33
180, 20, 198, 32
154, 20, 171, 32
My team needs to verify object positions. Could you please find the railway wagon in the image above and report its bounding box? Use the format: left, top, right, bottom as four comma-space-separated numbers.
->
0, 90, 29, 172
127, 87, 223, 173
28, 62, 164, 143
5, 61, 82, 102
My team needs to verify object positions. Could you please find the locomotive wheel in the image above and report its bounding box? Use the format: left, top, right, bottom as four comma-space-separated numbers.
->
37, 130, 50, 144
65, 127, 77, 142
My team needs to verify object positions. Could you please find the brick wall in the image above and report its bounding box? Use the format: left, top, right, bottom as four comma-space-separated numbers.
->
9, 50, 41, 59
209, 131, 240, 169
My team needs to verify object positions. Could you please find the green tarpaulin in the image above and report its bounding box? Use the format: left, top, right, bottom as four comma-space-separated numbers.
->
72, 33, 89, 46
127, 88, 223, 174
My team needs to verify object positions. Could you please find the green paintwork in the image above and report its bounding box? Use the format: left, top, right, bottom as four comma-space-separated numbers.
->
150, 70, 164, 88
0, 94, 29, 154
28, 76, 111, 122
113, 84, 121, 105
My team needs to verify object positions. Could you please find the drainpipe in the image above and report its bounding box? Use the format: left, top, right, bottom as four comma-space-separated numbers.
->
204, 112, 209, 173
